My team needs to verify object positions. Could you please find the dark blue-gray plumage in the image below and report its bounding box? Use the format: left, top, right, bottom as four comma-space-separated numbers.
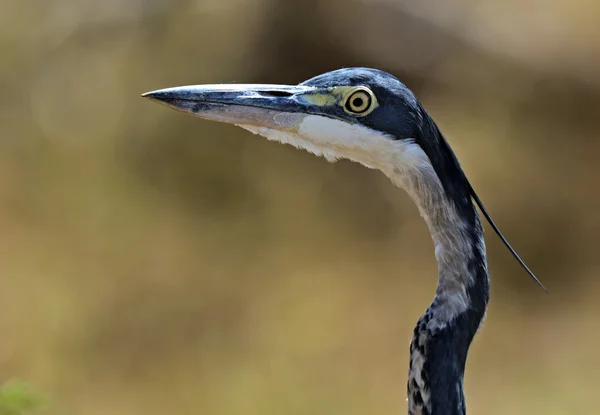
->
143, 68, 545, 415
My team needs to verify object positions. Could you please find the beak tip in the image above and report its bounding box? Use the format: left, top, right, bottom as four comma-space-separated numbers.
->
142, 91, 169, 105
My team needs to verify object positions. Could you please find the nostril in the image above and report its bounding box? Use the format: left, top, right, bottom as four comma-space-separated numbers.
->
260, 90, 294, 97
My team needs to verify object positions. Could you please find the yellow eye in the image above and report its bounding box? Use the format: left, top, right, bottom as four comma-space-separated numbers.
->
344, 88, 375, 115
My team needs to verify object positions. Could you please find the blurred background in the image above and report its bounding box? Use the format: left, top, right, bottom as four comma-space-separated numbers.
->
1, 0, 600, 414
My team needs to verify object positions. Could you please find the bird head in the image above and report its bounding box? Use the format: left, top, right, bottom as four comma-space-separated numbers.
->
142, 68, 431, 175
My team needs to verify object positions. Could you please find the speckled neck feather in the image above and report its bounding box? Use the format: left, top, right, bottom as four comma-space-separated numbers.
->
385, 116, 490, 415
399, 169, 488, 415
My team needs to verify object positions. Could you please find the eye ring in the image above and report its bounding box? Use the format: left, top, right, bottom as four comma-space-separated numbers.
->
343, 88, 376, 116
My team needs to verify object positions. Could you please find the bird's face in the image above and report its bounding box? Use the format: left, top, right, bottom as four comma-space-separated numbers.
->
143, 68, 426, 173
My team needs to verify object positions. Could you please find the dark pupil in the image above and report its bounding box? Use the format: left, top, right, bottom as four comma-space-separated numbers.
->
352, 97, 364, 108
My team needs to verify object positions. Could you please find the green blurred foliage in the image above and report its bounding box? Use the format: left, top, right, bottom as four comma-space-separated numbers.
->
1, 0, 599, 414
0, 381, 44, 415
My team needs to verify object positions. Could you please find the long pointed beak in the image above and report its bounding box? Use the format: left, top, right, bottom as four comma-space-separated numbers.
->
142, 84, 317, 131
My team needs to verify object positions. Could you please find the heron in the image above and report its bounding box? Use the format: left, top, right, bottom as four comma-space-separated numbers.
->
142, 68, 545, 415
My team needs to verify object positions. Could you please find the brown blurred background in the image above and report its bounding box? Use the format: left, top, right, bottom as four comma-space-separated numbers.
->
1, 0, 600, 414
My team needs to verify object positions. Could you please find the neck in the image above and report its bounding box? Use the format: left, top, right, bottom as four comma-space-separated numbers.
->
386, 139, 490, 415
239, 105, 491, 413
